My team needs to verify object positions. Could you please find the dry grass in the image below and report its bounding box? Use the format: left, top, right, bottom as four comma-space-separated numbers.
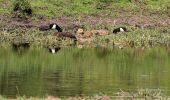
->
0, 89, 169, 100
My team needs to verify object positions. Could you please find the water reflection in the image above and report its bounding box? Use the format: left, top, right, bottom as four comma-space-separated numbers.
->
0, 48, 170, 97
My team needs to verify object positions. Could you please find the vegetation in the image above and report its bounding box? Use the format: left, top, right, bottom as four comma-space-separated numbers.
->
0, 0, 169, 99
0, 0, 169, 49
0, 89, 169, 99
12, 0, 32, 18
0, 0, 169, 17
116, 89, 169, 100
0, 27, 169, 49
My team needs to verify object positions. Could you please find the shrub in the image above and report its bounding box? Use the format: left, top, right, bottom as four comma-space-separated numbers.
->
13, 0, 32, 18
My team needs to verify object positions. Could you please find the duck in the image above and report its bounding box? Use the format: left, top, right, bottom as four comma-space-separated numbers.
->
39, 23, 62, 32
112, 27, 129, 34
48, 47, 61, 54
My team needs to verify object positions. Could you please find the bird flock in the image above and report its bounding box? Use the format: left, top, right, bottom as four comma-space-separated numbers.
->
47, 23, 129, 53
13, 23, 129, 54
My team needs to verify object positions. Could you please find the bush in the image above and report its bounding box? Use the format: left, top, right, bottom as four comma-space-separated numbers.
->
13, 0, 32, 18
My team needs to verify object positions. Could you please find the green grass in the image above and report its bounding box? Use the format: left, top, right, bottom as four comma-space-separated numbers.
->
146, 0, 170, 10
0, 0, 169, 18
0, 26, 169, 48
0, 0, 169, 48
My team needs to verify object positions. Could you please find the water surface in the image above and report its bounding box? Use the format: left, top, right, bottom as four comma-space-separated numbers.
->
0, 47, 170, 97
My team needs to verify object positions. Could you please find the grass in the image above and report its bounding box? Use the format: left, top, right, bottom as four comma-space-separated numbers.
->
0, 1, 169, 99
146, 0, 170, 10
0, 89, 169, 100
0, 0, 169, 18
0, 0, 169, 49
0, 26, 169, 49
115, 89, 170, 100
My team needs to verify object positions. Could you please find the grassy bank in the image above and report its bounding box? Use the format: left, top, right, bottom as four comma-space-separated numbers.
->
0, 27, 169, 49
0, 89, 169, 100
0, 0, 169, 18
0, 1, 170, 99
0, 0, 169, 48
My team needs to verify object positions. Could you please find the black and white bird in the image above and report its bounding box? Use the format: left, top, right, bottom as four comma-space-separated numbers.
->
48, 47, 61, 54
39, 23, 63, 32
113, 27, 129, 34
49, 23, 63, 32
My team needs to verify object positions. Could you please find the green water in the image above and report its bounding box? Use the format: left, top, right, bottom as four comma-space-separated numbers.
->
0, 47, 170, 97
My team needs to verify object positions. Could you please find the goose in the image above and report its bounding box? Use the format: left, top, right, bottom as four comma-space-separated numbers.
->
112, 27, 129, 34
39, 23, 62, 32
49, 23, 62, 32
49, 47, 61, 54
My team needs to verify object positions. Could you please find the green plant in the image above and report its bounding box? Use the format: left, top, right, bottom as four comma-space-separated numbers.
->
96, 0, 113, 9
13, 0, 32, 18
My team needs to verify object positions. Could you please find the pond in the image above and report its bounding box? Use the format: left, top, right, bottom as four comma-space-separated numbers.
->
0, 47, 170, 98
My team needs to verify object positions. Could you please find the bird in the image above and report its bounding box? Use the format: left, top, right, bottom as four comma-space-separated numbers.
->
112, 27, 129, 34
39, 23, 62, 32
48, 47, 61, 54
49, 32, 77, 54
49, 23, 63, 32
